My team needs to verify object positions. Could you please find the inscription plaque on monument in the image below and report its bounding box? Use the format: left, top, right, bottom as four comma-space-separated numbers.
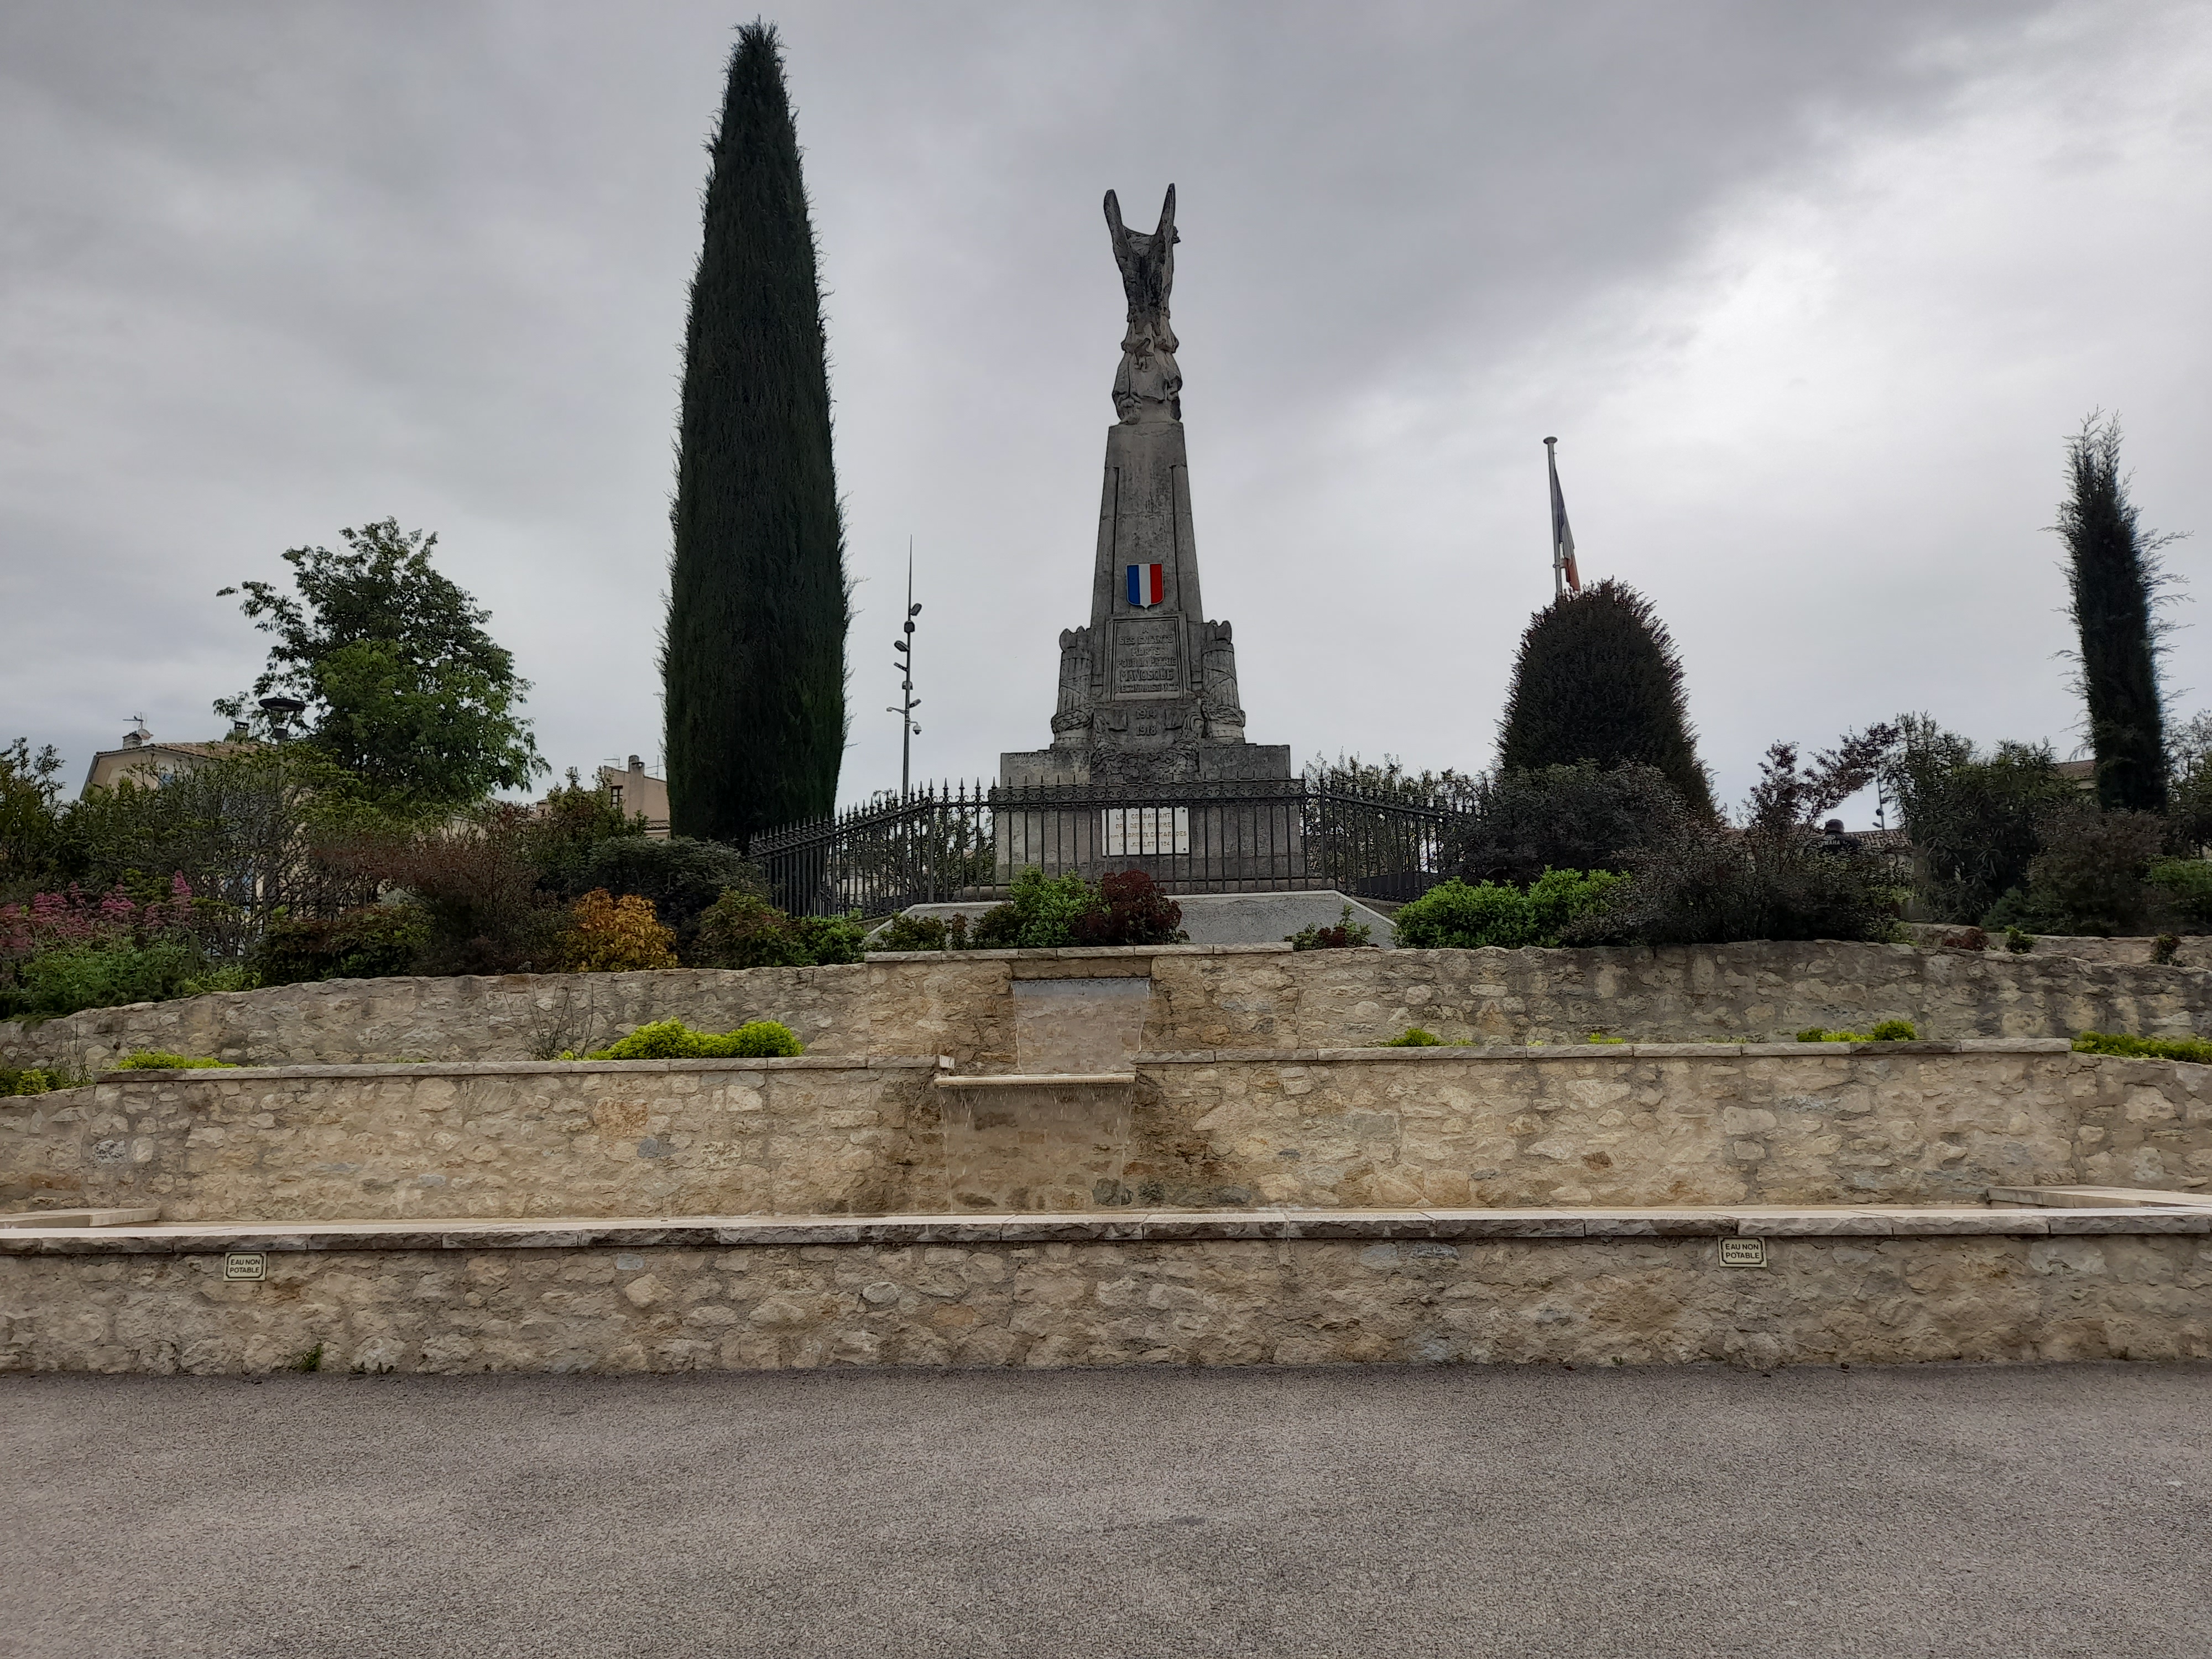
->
1112, 615, 1183, 696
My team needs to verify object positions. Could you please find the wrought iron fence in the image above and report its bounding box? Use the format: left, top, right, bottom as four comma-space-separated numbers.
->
749, 778, 1470, 918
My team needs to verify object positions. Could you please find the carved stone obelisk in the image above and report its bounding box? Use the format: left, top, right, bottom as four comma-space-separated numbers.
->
1000, 185, 1292, 790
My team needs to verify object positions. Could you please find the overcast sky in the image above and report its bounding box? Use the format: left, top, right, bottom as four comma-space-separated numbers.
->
3, 1, 2207, 825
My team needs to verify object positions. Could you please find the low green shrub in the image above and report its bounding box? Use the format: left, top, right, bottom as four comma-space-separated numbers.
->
691, 891, 867, 970
1794, 1019, 1917, 1044
873, 912, 971, 952
582, 1019, 804, 1061
1585, 1032, 1626, 1045
3, 937, 206, 1020
969, 869, 1103, 949
2148, 859, 2212, 926
1287, 904, 1374, 951
2072, 1030, 2212, 1065
2004, 926, 2035, 954
115, 1052, 236, 1070
256, 903, 431, 986
2, 1065, 64, 1096
1391, 869, 1626, 951
1381, 1026, 1441, 1047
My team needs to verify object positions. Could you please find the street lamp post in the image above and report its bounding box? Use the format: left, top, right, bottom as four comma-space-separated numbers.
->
887, 540, 922, 798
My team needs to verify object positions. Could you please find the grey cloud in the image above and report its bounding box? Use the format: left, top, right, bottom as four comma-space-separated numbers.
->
2, 0, 2204, 821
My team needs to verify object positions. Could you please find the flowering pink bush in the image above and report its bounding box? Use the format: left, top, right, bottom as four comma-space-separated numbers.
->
0, 875, 196, 962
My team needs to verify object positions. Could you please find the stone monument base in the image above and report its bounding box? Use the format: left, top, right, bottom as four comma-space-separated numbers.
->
998, 742, 1293, 787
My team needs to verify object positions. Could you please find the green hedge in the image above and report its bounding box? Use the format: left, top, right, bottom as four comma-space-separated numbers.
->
1391, 869, 1625, 951
2073, 1030, 2212, 1065
582, 1019, 803, 1060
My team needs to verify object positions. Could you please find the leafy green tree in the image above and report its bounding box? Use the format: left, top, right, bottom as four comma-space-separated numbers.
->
2167, 710, 2212, 852
1496, 580, 1714, 816
1879, 716, 2075, 924
0, 739, 65, 899
1573, 729, 1905, 946
2058, 414, 2174, 813
1985, 801, 2165, 937
665, 21, 849, 847
217, 519, 543, 808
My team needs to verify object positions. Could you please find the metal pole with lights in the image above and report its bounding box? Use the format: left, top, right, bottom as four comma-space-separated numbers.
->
888, 540, 922, 799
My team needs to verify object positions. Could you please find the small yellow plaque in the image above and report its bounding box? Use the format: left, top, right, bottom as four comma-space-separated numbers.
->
1719, 1238, 1767, 1268
223, 1253, 265, 1281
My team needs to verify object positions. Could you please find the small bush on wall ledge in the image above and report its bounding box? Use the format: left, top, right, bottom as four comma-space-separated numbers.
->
2073, 1030, 2212, 1064
1381, 1027, 1442, 1047
580, 1019, 802, 1060
1794, 1020, 1917, 1043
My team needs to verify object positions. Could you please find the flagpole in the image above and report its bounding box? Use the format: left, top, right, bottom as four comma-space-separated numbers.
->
1544, 436, 1562, 601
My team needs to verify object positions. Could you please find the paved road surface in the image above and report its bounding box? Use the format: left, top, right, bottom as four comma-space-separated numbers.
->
6, 1362, 2209, 1657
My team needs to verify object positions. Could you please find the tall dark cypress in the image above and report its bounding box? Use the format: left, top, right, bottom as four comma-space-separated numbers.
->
2058, 414, 2168, 813
1496, 579, 1714, 816
665, 22, 848, 845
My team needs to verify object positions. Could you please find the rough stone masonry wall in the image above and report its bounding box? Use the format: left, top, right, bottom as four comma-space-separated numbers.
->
0, 1059, 943, 1221
1115, 1046, 2212, 1211
1139, 942, 2212, 1051
10, 1045, 2211, 1222
4, 1229, 2206, 1374
7, 941, 2211, 1076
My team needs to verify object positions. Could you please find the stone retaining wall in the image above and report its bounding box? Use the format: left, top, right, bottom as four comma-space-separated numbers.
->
9, 1044, 2210, 1221
8, 941, 2210, 1076
1115, 1044, 2212, 1211
4, 1211, 2205, 1373
0, 1058, 945, 1222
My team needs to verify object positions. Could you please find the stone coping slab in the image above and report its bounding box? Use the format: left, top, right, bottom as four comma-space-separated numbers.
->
1131, 1037, 2078, 1065
0, 1207, 160, 1229
90, 1055, 948, 1083
863, 942, 1292, 963
63, 1039, 2091, 1088
933, 1072, 1136, 1089
1990, 1185, 2212, 1209
4, 1203, 2204, 1256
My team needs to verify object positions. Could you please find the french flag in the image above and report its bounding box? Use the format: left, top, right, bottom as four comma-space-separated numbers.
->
1126, 562, 1165, 608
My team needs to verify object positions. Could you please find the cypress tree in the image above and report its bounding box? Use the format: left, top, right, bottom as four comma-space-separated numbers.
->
2058, 414, 2169, 813
1496, 579, 1715, 816
665, 22, 848, 846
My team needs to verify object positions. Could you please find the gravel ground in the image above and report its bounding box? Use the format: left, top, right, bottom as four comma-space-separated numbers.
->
5, 1361, 2209, 1658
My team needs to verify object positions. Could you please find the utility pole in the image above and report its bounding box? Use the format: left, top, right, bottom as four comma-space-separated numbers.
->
888, 539, 922, 797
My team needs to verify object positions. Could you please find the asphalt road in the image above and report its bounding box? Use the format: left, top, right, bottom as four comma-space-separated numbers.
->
6, 1361, 2209, 1658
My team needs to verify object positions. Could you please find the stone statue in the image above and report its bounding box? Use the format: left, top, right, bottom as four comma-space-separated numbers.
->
1051, 625, 1093, 738
1104, 185, 1181, 424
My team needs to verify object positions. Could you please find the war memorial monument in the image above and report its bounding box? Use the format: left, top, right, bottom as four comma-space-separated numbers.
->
993, 186, 1299, 881
1000, 185, 1290, 792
